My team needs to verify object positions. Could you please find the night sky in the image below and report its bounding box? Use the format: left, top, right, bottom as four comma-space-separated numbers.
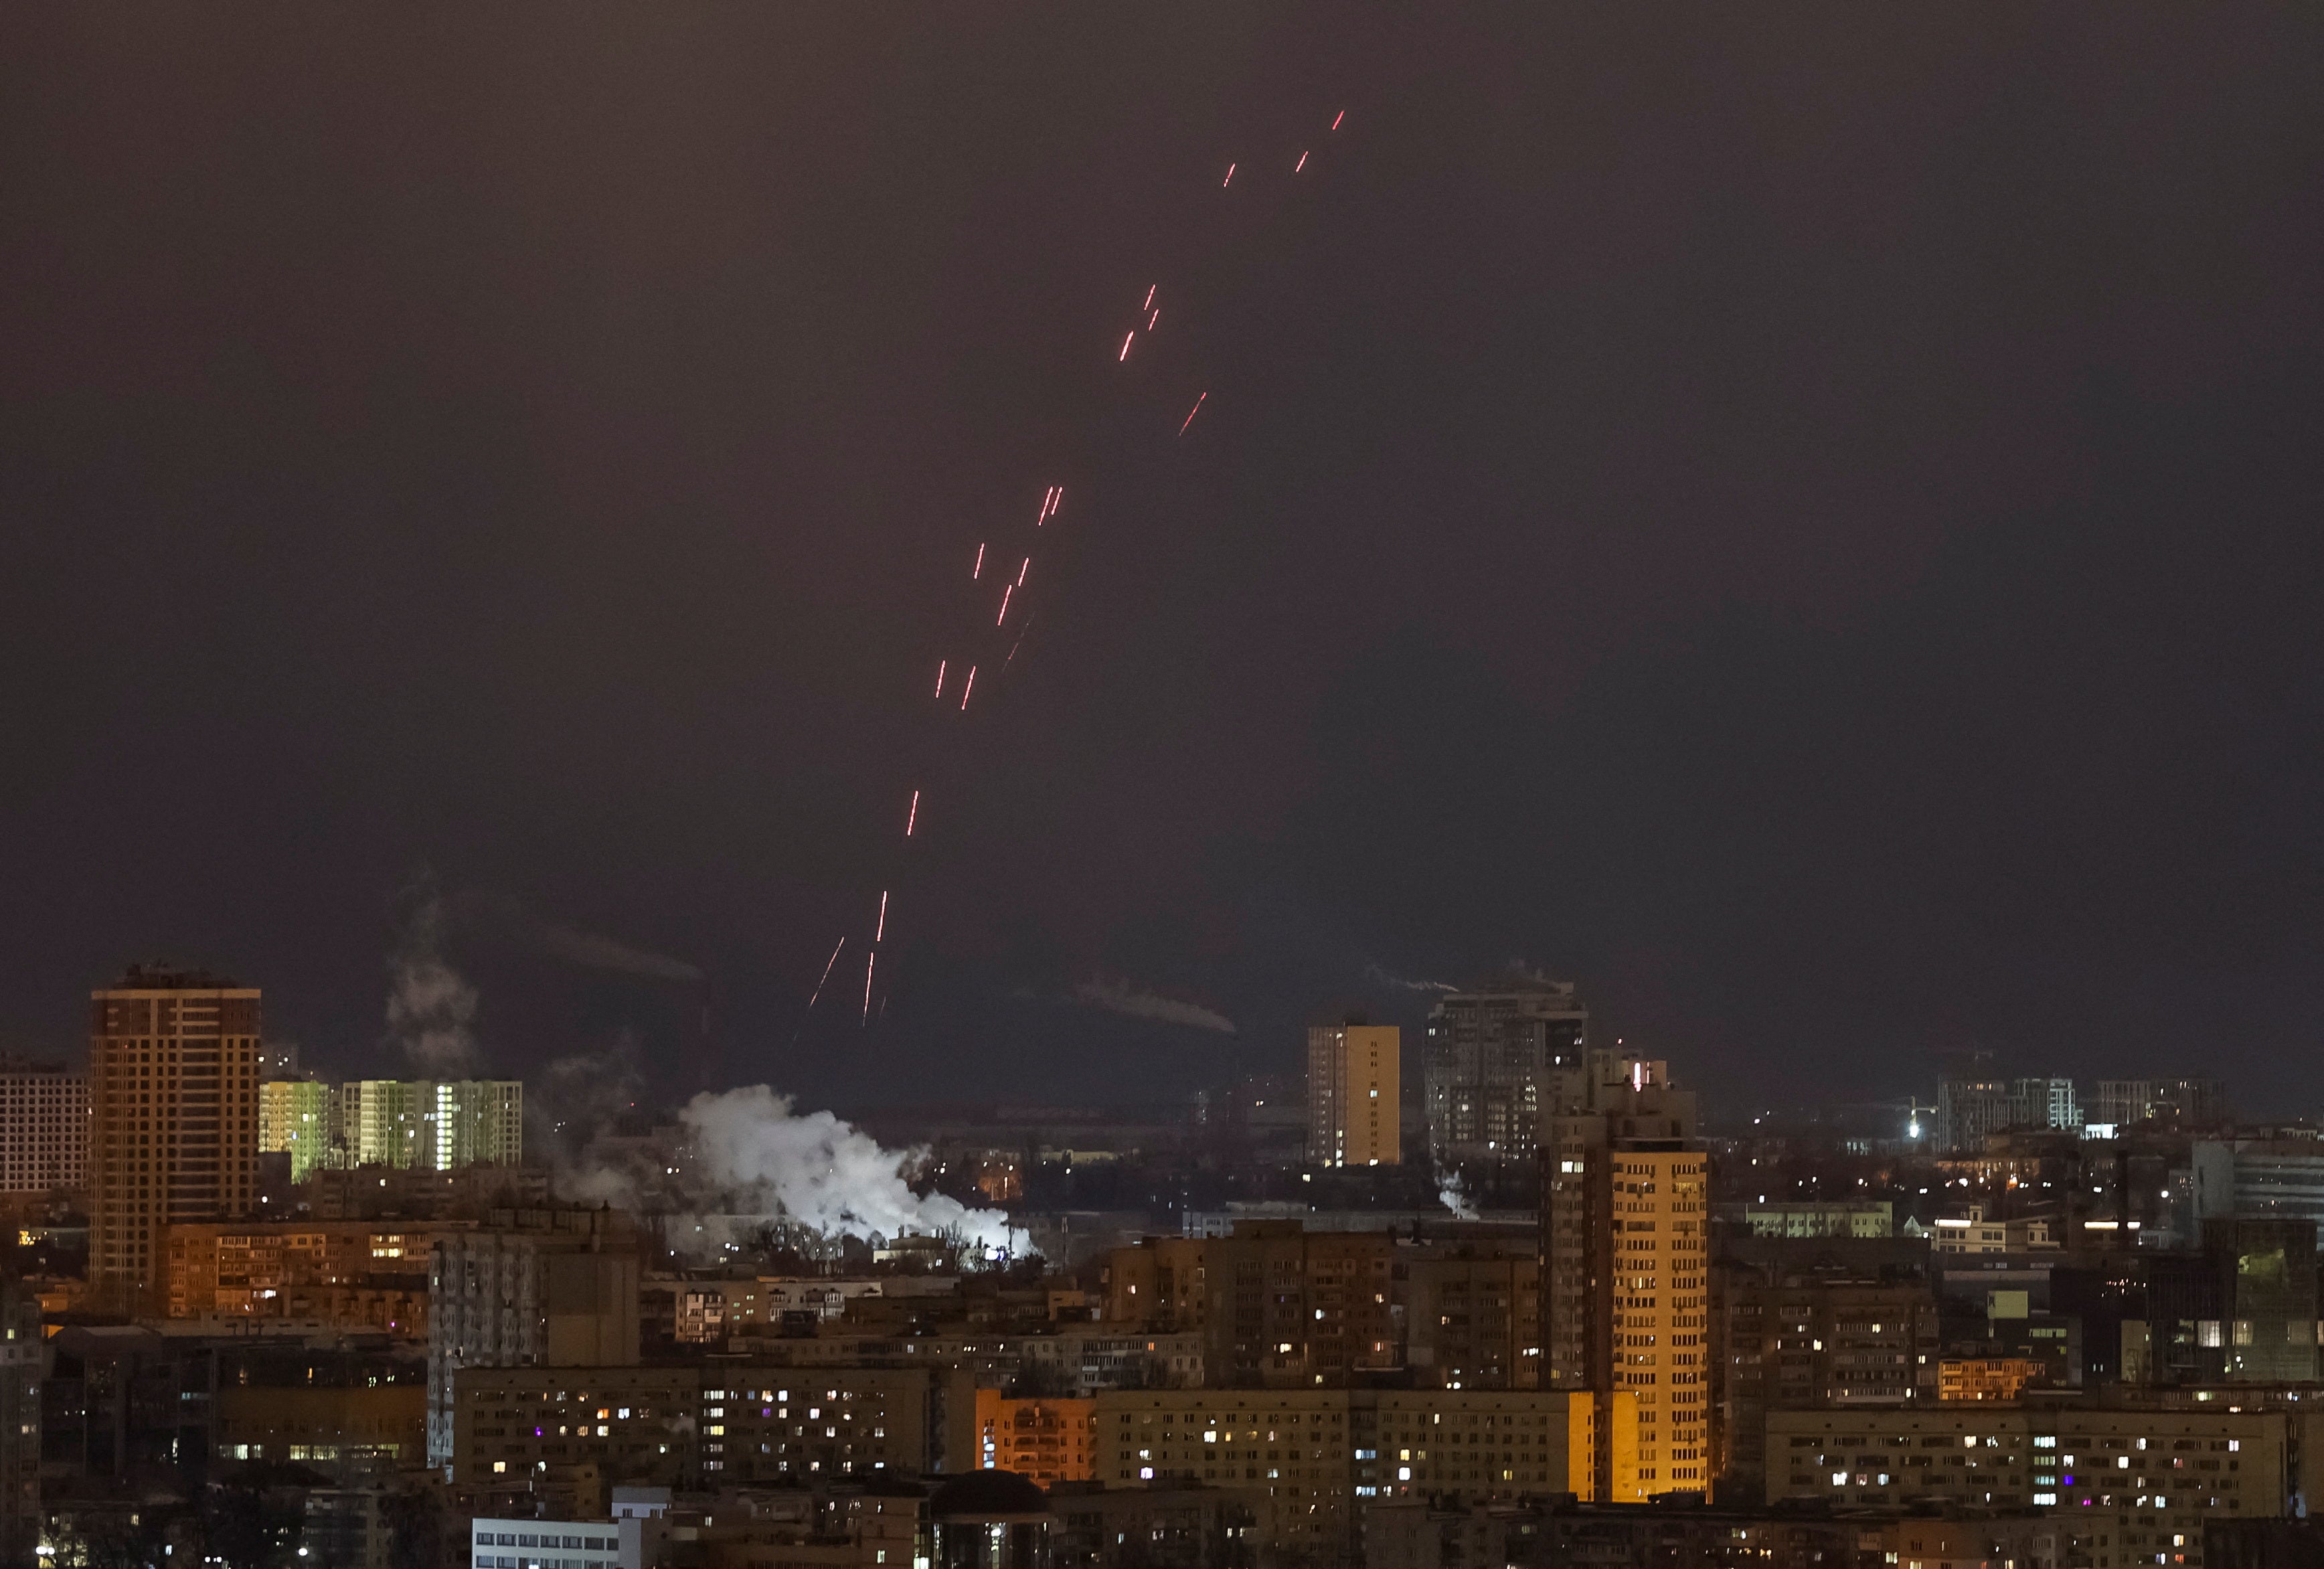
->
4, 9, 2320, 1114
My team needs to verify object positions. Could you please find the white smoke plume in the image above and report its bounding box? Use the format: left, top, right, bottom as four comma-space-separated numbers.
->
1436, 1165, 1480, 1221
1070, 976, 1236, 1034
560, 1084, 1030, 1263
452, 890, 703, 983
388, 891, 481, 1076
1364, 963, 1456, 993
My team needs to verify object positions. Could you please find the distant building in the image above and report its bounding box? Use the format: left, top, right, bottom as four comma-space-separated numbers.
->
1095, 1386, 1610, 1560
973, 1390, 1096, 1485
0, 1058, 87, 1195
1741, 1201, 1893, 1239
426, 1208, 642, 1468
2009, 1077, 2082, 1135
1935, 1063, 2011, 1153
2093, 1078, 2228, 1129
334, 1078, 522, 1171
1714, 1268, 1938, 1501
259, 1078, 524, 1177
1305, 1021, 1399, 1167
88, 965, 262, 1312
1424, 976, 1590, 1163
467, 1517, 640, 1569
1936, 1356, 2046, 1402
257, 1079, 331, 1181
0, 1280, 37, 1565
1403, 1246, 1540, 1390
161, 1219, 456, 1335
1543, 1054, 1708, 1499
2183, 1138, 2324, 1244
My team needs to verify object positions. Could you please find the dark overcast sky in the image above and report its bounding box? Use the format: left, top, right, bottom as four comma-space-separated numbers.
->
3, 7, 2320, 1114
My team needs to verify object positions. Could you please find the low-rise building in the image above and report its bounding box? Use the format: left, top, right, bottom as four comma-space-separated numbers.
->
1093, 1387, 1614, 1565
1766, 1402, 2320, 1568
1742, 1202, 1895, 1240
448, 1365, 967, 1489
1365, 1499, 2059, 1569
467, 1514, 641, 1569
215, 1381, 426, 1473
162, 1220, 462, 1335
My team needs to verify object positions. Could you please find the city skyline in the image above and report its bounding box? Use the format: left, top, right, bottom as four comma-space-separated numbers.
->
4, 10, 2321, 1115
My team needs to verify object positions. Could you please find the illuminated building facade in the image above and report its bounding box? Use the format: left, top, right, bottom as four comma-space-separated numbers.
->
1306, 1021, 1400, 1167
88, 965, 262, 1311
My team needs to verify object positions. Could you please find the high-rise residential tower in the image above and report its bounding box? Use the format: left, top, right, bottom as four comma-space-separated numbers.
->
1424, 977, 1589, 1163
1306, 1021, 1400, 1167
0, 1059, 89, 1196
88, 965, 262, 1311
1542, 1054, 1707, 1500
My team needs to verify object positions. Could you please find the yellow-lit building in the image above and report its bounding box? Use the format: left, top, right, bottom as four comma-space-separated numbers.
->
258, 1080, 331, 1181
1938, 1357, 2046, 1402
163, 1220, 461, 1335
1306, 1023, 1400, 1167
88, 965, 262, 1313
1544, 1055, 1709, 1498
974, 1390, 1096, 1484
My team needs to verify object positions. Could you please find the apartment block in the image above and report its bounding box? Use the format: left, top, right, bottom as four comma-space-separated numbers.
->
1196, 1221, 1396, 1388
1423, 978, 1590, 1163
449, 1364, 959, 1487
973, 1390, 1096, 1485
257, 1080, 331, 1181
1306, 1021, 1400, 1167
1543, 1056, 1709, 1499
1716, 1270, 1939, 1501
88, 965, 262, 1311
1766, 1404, 2319, 1569
1403, 1249, 1540, 1390
428, 1210, 643, 1468
0, 1060, 88, 1196
333, 1078, 523, 1171
162, 1219, 463, 1335
1094, 1386, 1619, 1564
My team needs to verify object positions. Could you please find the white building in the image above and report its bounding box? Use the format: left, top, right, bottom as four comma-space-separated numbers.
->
467, 1516, 640, 1569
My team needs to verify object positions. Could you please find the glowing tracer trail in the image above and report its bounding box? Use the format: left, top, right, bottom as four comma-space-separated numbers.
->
905, 789, 919, 837
1223, 163, 1236, 187
1143, 284, 1156, 310
1332, 110, 1345, 131
1119, 331, 1135, 362
959, 665, 977, 710
1016, 558, 1029, 588
1295, 151, 1309, 172
784, 934, 846, 1048
1149, 309, 1159, 330
997, 584, 1013, 625
861, 951, 876, 1025
973, 542, 985, 579
934, 659, 946, 699
875, 890, 888, 943
1178, 391, 1208, 436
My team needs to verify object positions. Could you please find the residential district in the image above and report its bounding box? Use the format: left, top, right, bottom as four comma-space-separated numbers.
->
3, 965, 2322, 1568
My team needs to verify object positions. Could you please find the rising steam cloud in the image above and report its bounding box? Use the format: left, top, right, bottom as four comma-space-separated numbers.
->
388, 891, 481, 1076
560, 1082, 1029, 1262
